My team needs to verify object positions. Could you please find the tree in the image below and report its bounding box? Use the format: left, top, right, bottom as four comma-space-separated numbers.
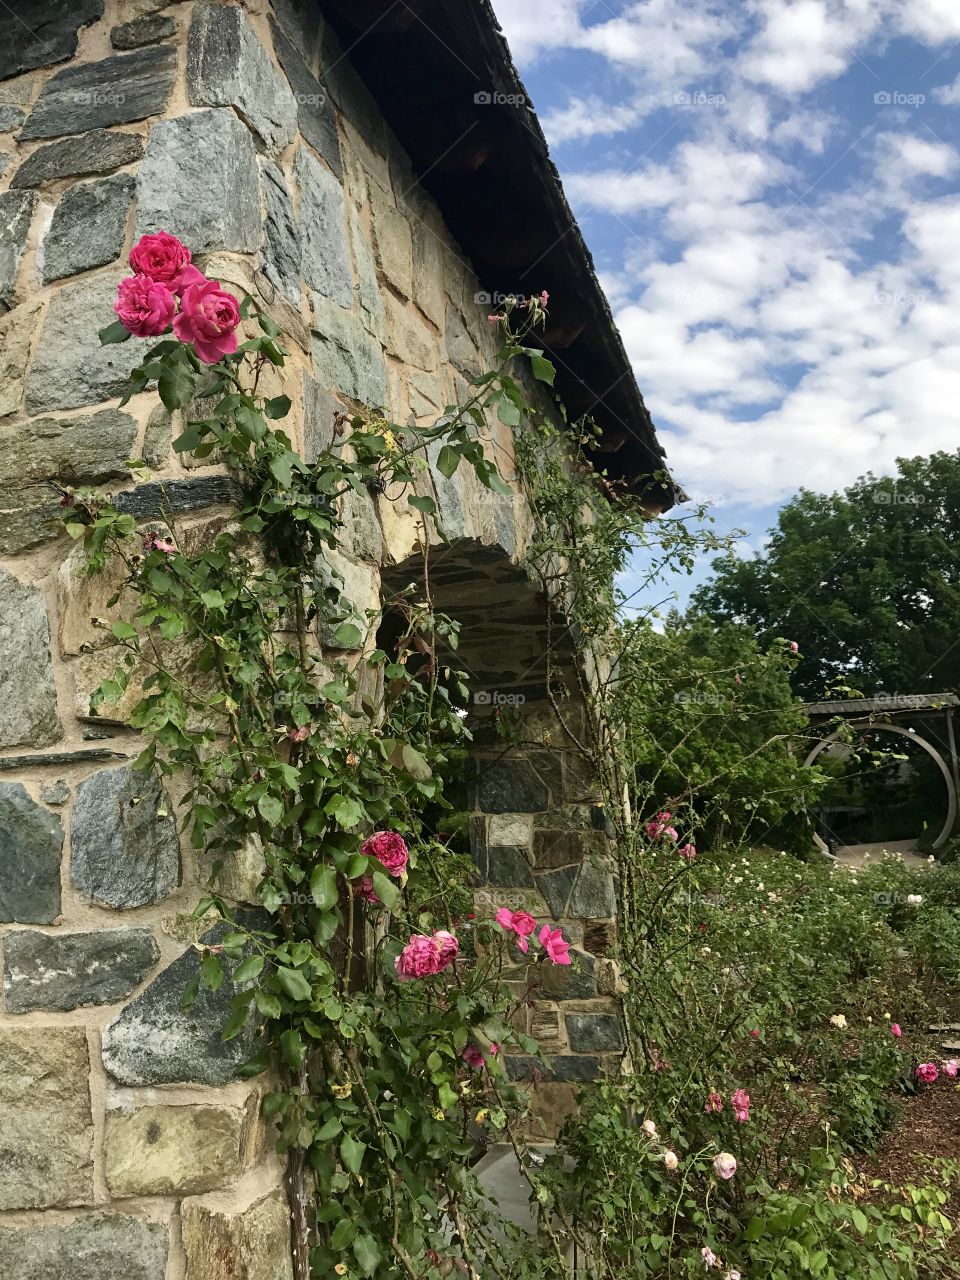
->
691, 451, 960, 700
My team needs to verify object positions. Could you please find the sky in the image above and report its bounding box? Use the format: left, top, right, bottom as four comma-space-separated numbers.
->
489, 0, 960, 613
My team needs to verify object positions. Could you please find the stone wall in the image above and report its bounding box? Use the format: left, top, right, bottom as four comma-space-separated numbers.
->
0, 1, 618, 1272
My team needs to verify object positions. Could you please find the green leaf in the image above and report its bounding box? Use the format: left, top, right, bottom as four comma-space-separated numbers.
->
280, 1027, 307, 1069
352, 1233, 381, 1277
310, 864, 338, 912
325, 794, 363, 829
233, 954, 265, 985
371, 870, 401, 911
99, 319, 131, 345
435, 444, 460, 478
257, 794, 283, 825
201, 951, 223, 992
401, 744, 432, 781
529, 352, 556, 385
407, 494, 437, 514
744, 1218, 766, 1242
264, 394, 292, 419
851, 1208, 869, 1234
340, 1132, 365, 1176
277, 966, 313, 1003
497, 397, 522, 427
332, 621, 363, 649
199, 589, 225, 609
158, 354, 197, 410
110, 621, 138, 641
330, 1218, 357, 1251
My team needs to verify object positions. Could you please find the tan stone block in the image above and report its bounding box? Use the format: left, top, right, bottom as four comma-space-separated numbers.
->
197, 833, 267, 904
371, 190, 413, 298
488, 813, 533, 847
383, 292, 438, 372
0, 1027, 93, 1210
105, 1103, 247, 1197
0, 298, 41, 418
182, 1184, 293, 1280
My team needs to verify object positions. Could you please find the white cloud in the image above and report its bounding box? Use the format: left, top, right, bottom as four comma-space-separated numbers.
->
933, 75, 960, 106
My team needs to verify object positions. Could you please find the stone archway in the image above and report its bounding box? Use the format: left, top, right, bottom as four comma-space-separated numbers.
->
804, 723, 959, 854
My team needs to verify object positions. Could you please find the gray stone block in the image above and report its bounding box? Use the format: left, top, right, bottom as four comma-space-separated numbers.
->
567, 861, 617, 918
20, 45, 176, 140
259, 160, 301, 305
0, 105, 24, 131
102, 920, 265, 1086
0, 784, 62, 924
0, 572, 63, 750
0, 190, 36, 312
26, 274, 151, 414
310, 291, 386, 409
0, 1, 104, 82
270, 15, 341, 176
477, 755, 551, 813
71, 766, 180, 909
137, 108, 260, 252
535, 864, 578, 919
0, 1214, 168, 1280
188, 3, 297, 153
539, 950, 596, 1001
10, 129, 144, 189
111, 15, 176, 49
41, 174, 134, 282
113, 475, 241, 518
3, 927, 159, 1012
302, 373, 338, 460
296, 147, 353, 306
472, 843, 534, 889
566, 1013, 624, 1053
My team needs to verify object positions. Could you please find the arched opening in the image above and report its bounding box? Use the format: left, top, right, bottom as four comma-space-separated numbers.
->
805, 723, 958, 857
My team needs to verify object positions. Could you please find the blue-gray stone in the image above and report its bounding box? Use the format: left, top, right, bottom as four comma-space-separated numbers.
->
0, 1, 104, 82
259, 160, 301, 305
310, 292, 386, 409
269, 15, 341, 176
296, 147, 352, 306
566, 1013, 624, 1053
20, 46, 176, 140
0, 572, 63, 749
0, 190, 36, 312
137, 108, 260, 253
71, 766, 180, 909
535, 864, 578, 918
9, 129, 144, 190
0, 1213, 167, 1279
3, 928, 159, 1012
111, 15, 176, 50
41, 174, 134, 283
0, 784, 62, 924
188, 3, 297, 153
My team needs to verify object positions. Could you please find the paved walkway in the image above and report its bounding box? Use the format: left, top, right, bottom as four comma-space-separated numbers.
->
831, 839, 932, 870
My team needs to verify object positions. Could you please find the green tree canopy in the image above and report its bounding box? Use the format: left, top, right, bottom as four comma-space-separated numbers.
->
691, 451, 960, 699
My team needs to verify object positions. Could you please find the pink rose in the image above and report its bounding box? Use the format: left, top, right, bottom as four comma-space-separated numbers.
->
173, 278, 241, 363
730, 1088, 751, 1123
361, 831, 409, 878
463, 1042, 498, 1069
915, 1062, 938, 1083
395, 930, 459, 981
890, 1023, 902, 1037
495, 907, 538, 953
945, 1060, 958, 1078
115, 273, 175, 337
788, 640, 799, 652
130, 230, 205, 294
538, 923, 571, 966
679, 843, 697, 860
355, 876, 380, 905
143, 531, 176, 555
704, 1090, 724, 1114
712, 1152, 737, 1180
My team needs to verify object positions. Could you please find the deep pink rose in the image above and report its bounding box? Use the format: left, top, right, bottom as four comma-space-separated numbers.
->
114, 273, 175, 337
462, 1045, 485, 1069
890, 1023, 902, 1037
361, 831, 409, 878
916, 1062, 939, 1083
355, 875, 380, 905
495, 907, 538, 953
538, 923, 571, 966
173, 278, 241, 363
730, 1087, 751, 1123
395, 930, 459, 981
130, 230, 204, 294
704, 1090, 724, 1114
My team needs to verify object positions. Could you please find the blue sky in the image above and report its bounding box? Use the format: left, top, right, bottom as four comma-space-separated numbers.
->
490, 0, 960, 614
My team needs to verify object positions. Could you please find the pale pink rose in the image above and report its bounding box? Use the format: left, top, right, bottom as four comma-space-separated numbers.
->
679, 843, 697, 860
944, 1060, 958, 1078
890, 1023, 902, 1037
540, 290, 549, 305
173, 278, 241, 363
642, 1119, 657, 1137
143, 531, 176, 554
361, 831, 409, 877
701, 1245, 719, 1268
538, 924, 571, 966
915, 1062, 938, 1083
115, 273, 175, 337
704, 1091, 724, 1114
789, 640, 799, 652
663, 1150, 679, 1170
288, 725, 310, 743
646, 810, 675, 840
495, 908, 538, 953
713, 1152, 737, 1180
395, 930, 459, 981
130, 230, 200, 291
